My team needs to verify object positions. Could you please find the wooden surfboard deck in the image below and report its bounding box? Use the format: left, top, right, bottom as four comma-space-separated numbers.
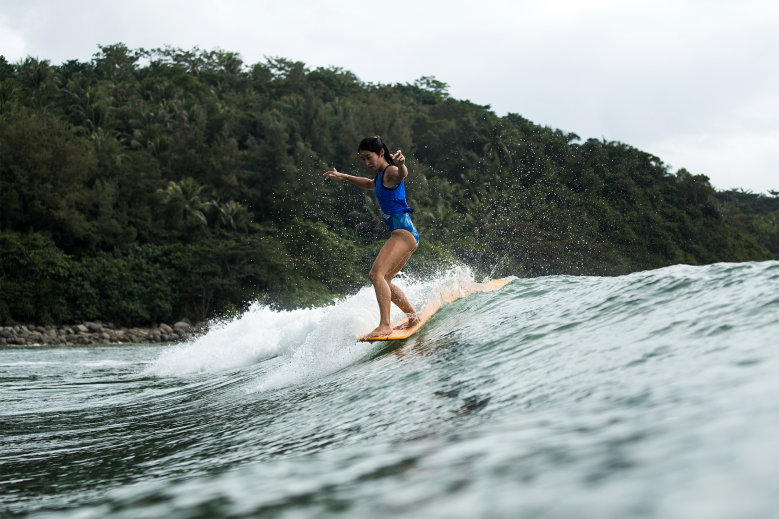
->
359, 278, 511, 342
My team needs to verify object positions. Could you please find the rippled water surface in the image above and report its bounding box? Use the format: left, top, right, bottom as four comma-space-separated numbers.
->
2, 262, 778, 518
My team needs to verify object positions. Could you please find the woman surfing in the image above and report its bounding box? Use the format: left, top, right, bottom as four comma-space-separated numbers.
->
323, 136, 420, 340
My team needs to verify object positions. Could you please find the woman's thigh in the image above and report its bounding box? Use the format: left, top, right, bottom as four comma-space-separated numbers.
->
371, 230, 418, 279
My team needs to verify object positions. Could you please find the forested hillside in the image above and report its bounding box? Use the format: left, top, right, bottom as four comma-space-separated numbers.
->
715, 190, 779, 258
0, 44, 774, 325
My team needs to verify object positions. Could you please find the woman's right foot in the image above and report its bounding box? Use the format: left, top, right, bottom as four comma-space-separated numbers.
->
363, 324, 393, 339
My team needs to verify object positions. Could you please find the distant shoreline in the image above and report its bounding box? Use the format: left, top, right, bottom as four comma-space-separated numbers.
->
0, 321, 206, 347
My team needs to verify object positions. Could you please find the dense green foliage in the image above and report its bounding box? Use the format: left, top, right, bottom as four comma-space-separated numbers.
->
0, 45, 774, 324
716, 190, 779, 258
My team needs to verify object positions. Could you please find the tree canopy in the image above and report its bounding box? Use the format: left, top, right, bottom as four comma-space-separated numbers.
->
0, 44, 774, 325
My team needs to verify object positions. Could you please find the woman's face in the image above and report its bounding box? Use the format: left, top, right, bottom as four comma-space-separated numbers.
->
359, 149, 384, 172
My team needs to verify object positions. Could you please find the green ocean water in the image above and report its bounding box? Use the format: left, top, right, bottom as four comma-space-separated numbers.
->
2, 262, 778, 518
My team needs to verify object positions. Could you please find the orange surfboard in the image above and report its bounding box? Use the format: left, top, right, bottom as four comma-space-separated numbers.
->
359, 278, 511, 342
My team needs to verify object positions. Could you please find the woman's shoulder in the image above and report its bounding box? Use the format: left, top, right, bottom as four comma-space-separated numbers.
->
383, 164, 402, 182
380, 166, 402, 188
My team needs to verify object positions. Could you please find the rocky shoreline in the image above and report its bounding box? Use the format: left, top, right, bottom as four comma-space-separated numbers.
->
0, 320, 206, 346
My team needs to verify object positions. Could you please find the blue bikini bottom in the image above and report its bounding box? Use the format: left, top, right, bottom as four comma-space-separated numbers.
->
381, 212, 420, 243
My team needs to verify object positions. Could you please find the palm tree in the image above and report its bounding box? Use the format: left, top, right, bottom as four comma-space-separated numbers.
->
16, 57, 55, 108
483, 126, 512, 167
210, 200, 252, 233
161, 178, 208, 226
130, 107, 172, 156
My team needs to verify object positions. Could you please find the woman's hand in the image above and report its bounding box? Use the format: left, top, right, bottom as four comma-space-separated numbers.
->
391, 150, 405, 167
323, 168, 343, 180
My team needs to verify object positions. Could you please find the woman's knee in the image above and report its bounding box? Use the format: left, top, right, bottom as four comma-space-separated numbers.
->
368, 267, 384, 285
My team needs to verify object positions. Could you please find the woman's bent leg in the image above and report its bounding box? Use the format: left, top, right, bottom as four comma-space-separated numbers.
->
385, 234, 419, 329
364, 230, 418, 339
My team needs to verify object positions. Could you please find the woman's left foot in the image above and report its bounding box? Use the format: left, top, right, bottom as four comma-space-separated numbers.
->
394, 313, 420, 330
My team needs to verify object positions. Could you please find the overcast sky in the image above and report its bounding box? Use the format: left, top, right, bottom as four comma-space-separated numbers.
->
1, 0, 777, 193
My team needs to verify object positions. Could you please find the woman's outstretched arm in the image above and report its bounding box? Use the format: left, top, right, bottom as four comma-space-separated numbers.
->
324, 168, 374, 190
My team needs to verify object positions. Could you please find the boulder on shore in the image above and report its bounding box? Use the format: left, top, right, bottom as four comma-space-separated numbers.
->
0, 321, 204, 347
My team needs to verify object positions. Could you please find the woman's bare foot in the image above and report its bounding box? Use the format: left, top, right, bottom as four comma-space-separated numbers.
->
364, 324, 393, 339
394, 313, 420, 330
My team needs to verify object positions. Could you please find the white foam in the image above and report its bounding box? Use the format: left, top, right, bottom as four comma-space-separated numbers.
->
146, 267, 482, 389
145, 304, 328, 377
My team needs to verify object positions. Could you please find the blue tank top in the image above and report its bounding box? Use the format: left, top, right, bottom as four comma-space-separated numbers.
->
374, 166, 413, 216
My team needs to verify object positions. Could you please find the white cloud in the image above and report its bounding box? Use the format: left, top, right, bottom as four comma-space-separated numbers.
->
653, 129, 779, 192
0, 14, 28, 60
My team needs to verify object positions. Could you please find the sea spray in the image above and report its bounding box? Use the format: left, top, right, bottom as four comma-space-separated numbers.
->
147, 266, 486, 384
